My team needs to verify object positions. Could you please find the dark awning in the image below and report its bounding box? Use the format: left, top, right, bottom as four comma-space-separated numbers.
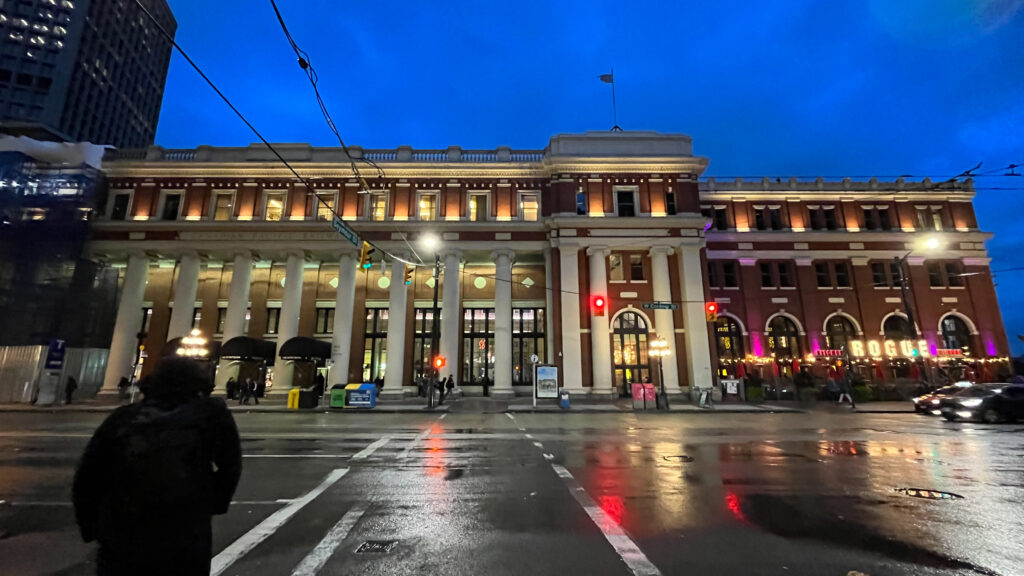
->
220, 336, 276, 362
279, 337, 332, 361
162, 337, 221, 360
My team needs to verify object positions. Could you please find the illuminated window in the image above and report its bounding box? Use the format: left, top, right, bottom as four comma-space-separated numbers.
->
368, 193, 387, 221
22, 207, 47, 220
715, 316, 744, 360
576, 189, 587, 215
266, 308, 280, 334
519, 193, 539, 221
315, 308, 334, 334
215, 307, 227, 334
468, 193, 488, 221
940, 316, 972, 353
191, 308, 202, 329
264, 192, 285, 221
213, 192, 232, 221
313, 191, 335, 221
418, 193, 438, 221
609, 254, 624, 281
825, 316, 857, 350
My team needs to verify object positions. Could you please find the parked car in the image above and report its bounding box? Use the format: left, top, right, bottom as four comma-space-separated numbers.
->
912, 382, 972, 414
938, 384, 1024, 423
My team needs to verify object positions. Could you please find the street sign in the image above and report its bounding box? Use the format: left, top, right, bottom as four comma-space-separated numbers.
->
530, 353, 539, 364
45, 339, 66, 370
331, 215, 360, 246
642, 301, 678, 310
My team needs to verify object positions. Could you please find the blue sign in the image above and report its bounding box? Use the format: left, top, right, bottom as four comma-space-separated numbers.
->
347, 390, 373, 407
45, 339, 66, 370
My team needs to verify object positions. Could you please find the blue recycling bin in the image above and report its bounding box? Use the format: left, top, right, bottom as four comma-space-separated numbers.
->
344, 383, 377, 409
559, 390, 570, 410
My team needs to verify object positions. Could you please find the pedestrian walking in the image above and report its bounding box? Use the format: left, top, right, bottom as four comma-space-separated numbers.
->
238, 378, 250, 405
250, 378, 260, 406
72, 356, 242, 576
838, 373, 856, 408
226, 377, 237, 400
65, 376, 78, 405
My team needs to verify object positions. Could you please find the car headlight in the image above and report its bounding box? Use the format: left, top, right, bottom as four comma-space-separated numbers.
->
960, 398, 983, 408
912, 398, 920, 404
931, 399, 940, 405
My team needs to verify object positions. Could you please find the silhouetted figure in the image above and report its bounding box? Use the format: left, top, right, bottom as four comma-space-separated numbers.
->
73, 357, 241, 576
117, 377, 130, 401
250, 378, 260, 405
226, 377, 237, 400
65, 376, 78, 405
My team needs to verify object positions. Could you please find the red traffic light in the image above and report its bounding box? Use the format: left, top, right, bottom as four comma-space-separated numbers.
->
433, 356, 446, 369
705, 302, 718, 314
592, 295, 606, 316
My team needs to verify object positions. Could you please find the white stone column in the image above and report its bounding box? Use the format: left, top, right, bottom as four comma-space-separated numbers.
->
559, 245, 584, 392
272, 251, 305, 389
382, 259, 410, 396
223, 251, 252, 342
167, 251, 200, 341
678, 240, 713, 390
331, 251, 358, 386
649, 246, 681, 393
543, 247, 555, 362
492, 249, 514, 396
439, 249, 462, 386
102, 253, 149, 392
587, 246, 614, 396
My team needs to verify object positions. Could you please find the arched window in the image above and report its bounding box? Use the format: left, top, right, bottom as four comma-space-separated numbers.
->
767, 316, 801, 358
612, 311, 651, 395
715, 316, 744, 360
883, 315, 912, 341
825, 316, 857, 351
941, 315, 973, 353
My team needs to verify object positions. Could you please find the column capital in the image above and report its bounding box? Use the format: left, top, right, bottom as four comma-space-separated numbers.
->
231, 250, 253, 261
177, 249, 201, 261
585, 245, 610, 257
648, 246, 674, 257
490, 248, 515, 261
677, 237, 707, 250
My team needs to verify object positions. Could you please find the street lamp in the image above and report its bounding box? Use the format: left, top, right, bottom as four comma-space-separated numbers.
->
419, 233, 443, 408
649, 336, 671, 410
894, 234, 943, 339
176, 328, 209, 358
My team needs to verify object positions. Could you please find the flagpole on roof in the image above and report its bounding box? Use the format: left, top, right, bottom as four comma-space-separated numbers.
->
598, 69, 621, 131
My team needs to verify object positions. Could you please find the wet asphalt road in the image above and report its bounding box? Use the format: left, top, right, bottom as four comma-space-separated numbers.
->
0, 407, 1022, 576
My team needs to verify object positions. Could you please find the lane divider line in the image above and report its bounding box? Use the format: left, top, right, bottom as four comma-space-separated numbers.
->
350, 437, 391, 460
505, 412, 516, 421
210, 468, 350, 576
550, 464, 662, 576
244, 454, 349, 459
290, 502, 368, 576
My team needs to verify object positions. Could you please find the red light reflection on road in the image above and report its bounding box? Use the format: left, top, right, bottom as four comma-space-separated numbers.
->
425, 426, 446, 476
597, 494, 625, 528
725, 492, 745, 521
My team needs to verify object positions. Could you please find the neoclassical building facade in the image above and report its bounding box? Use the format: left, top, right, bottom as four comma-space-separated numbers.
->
89, 131, 1009, 397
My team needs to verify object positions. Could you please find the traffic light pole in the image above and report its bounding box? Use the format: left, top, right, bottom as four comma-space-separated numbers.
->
427, 253, 441, 408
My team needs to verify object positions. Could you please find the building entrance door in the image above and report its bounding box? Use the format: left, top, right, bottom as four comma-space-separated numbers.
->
612, 311, 651, 396
463, 308, 495, 388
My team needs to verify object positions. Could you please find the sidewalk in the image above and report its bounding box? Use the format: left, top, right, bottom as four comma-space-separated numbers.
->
762, 400, 916, 414
505, 398, 802, 414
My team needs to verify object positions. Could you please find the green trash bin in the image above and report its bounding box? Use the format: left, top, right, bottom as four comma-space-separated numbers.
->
329, 385, 347, 408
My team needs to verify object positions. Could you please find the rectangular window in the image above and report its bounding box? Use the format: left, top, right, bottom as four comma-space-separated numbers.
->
878, 207, 892, 230
213, 192, 232, 221
932, 211, 944, 231
863, 207, 877, 230
244, 308, 251, 334
266, 308, 281, 334
362, 309, 388, 382
778, 262, 794, 287
927, 262, 944, 287
463, 308, 495, 385
418, 193, 438, 221
760, 263, 773, 287
215, 308, 227, 334
264, 192, 285, 221
512, 308, 545, 386
834, 262, 851, 288
315, 308, 334, 334
369, 193, 387, 221
313, 192, 335, 221
629, 254, 644, 281
945, 262, 964, 287
769, 207, 783, 230
468, 193, 488, 222
519, 193, 539, 221
140, 307, 152, 334
412, 309, 437, 380
916, 207, 930, 231
576, 190, 588, 215
616, 190, 636, 217
191, 308, 202, 329
161, 192, 181, 221
714, 208, 728, 230
871, 262, 888, 287
722, 262, 738, 288
754, 208, 766, 231
815, 263, 831, 287
707, 261, 719, 288
110, 192, 130, 220
609, 254, 624, 282
665, 191, 676, 216
824, 207, 837, 230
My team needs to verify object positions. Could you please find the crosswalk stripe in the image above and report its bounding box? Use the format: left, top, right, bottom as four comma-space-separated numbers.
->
290, 503, 368, 576
351, 437, 391, 460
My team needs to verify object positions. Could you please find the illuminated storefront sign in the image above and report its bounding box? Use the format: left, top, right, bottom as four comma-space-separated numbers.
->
814, 339, 931, 359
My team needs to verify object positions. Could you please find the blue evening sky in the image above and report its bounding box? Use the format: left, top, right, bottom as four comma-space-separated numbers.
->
156, 0, 1024, 352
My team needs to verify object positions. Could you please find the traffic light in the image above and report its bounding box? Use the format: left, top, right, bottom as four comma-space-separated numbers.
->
705, 301, 719, 322
433, 356, 446, 370
592, 295, 606, 316
358, 242, 374, 269
403, 266, 414, 285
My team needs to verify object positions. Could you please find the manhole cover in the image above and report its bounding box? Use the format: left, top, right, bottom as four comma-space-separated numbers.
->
661, 455, 694, 463
895, 487, 964, 500
356, 540, 399, 554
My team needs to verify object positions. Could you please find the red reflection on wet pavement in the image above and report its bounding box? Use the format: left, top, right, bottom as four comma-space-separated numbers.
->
598, 494, 625, 528
726, 492, 745, 521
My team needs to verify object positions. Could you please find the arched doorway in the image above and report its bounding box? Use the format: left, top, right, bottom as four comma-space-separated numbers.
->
715, 316, 744, 376
824, 316, 857, 351
612, 311, 651, 396
940, 315, 973, 353
767, 315, 801, 376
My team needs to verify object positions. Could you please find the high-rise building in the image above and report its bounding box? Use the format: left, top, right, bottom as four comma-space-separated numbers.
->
0, 0, 175, 148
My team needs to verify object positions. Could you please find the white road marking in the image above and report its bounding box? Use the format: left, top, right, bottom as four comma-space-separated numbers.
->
291, 503, 368, 576
439, 413, 448, 420
550, 464, 662, 576
350, 437, 391, 460
518, 427, 526, 431
244, 454, 349, 458
524, 433, 534, 439
533, 441, 544, 449
543, 453, 554, 461
505, 412, 515, 421
398, 427, 433, 460
210, 468, 349, 576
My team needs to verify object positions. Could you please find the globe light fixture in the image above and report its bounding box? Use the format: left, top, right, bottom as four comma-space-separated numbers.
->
176, 328, 209, 358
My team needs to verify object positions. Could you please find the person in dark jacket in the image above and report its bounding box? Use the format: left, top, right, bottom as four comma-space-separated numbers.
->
65, 376, 78, 405
73, 357, 242, 576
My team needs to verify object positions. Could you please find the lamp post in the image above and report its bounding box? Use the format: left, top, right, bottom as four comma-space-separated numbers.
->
649, 336, 671, 410
420, 234, 442, 408
894, 235, 942, 383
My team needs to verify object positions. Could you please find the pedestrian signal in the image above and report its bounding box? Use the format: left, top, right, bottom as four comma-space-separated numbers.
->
592, 295, 606, 316
705, 302, 719, 322
403, 267, 414, 285
434, 356, 446, 370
